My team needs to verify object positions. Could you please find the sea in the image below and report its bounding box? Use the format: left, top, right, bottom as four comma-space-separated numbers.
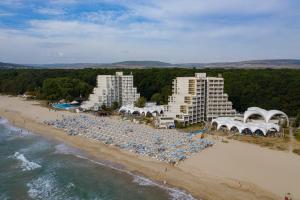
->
0, 117, 196, 200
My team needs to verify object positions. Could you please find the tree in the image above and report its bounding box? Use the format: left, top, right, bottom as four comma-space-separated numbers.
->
293, 112, 300, 127
174, 120, 185, 128
151, 93, 161, 104
135, 97, 146, 108
1, 68, 300, 116
101, 104, 108, 111
112, 101, 120, 110
41, 77, 91, 101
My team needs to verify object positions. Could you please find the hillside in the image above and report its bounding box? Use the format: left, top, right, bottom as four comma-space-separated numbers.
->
0, 62, 31, 69
179, 59, 300, 68
32, 63, 100, 69
111, 61, 173, 67
1, 59, 300, 69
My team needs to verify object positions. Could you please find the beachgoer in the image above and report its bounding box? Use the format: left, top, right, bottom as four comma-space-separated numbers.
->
285, 192, 292, 200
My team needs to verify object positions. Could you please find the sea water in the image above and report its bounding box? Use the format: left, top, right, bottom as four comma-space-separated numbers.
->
0, 117, 196, 200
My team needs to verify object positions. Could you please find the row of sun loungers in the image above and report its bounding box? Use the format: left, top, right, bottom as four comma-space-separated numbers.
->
44, 115, 214, 163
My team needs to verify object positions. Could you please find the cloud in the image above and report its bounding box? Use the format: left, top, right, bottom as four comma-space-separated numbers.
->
57, 51, 64, 57
48, 0, 78, 5
37, 41, 73, 48
36, 8, 65, 15
81, 10, 129, 24
0, 10, 15, 16
0, 0, 24, 7
112, 0, 286, 20
0, 0, 299, 63
27, 20, 118, 38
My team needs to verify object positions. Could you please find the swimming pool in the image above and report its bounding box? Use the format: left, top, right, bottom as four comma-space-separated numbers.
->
52, 103, 79, 110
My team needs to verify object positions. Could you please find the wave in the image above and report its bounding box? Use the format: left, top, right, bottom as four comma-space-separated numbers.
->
132, 175, 196, 200
168, 188, 196, 200
0, 117, 32, 136
27, 174, 79, 200
75, 154, 196, 200
27, 175, 56, 199
54, 143, 83, 155
132, 175, 154, 186
0, 193, 9, 200
0, 117, 9, 124
13, 152, 41, 171
21, 140, 51, 155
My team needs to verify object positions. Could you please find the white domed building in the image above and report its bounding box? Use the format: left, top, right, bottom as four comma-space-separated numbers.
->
211, 107, 289, 136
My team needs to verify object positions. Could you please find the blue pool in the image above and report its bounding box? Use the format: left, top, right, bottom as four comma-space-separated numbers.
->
52, 103, 79, 110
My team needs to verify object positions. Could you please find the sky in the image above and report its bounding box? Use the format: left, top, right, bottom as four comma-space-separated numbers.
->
0, 0, 299, 64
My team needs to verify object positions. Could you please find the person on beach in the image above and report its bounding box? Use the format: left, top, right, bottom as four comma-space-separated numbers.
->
285, 192, 292, 200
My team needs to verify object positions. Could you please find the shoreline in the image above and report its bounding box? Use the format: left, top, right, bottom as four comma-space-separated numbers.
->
0, 96, 287, 199
0, 108, 206, 199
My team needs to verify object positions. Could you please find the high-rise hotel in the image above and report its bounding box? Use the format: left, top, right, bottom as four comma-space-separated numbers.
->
164, 73, 236, 125
81, 72, 140, 110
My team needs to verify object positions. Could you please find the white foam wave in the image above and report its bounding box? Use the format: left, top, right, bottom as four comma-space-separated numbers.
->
132, 174, 196, 200
13, 152, 41, 171
21, 140, 50, 154
27, 175, 58, 199
0, 117, 9, 124
0, 117, 32, 136
132, 175, 155, 186
0, 193, 9, 200
45, 141, 196, 200
54, 143, 82, 155
167, 188, 196, 200
27, 175, 78, 200
75, 154, 197, 200
66, 182, 75, 189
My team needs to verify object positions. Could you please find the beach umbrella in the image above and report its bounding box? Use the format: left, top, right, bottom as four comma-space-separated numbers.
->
70, 100, 79, 105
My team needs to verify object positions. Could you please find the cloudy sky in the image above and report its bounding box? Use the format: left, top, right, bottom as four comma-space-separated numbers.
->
0, 0, 299, 64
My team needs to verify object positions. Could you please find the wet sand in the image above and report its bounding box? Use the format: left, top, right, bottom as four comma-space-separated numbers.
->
1, 95, 297, 200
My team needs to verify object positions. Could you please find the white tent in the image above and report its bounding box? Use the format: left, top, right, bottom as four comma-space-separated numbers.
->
119, 104, 164, 115
244, 107, 289, 126
70, 100, 79, 105
212, 117, 280, 136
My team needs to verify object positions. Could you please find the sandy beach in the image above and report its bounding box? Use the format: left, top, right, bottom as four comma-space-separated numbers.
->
1, 95, 299, 200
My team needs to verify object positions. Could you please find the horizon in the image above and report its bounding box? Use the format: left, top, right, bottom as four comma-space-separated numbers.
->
1, 58, 300, 66
0, 0, 300, 64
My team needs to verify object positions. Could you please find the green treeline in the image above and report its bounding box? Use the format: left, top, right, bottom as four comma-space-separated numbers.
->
0, 68, 299, 116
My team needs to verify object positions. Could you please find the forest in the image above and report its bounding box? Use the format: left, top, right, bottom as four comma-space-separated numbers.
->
0, 68, 299, 116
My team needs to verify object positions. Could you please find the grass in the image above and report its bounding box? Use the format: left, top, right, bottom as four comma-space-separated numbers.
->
179, 122, 205, 133
293, 149, 300, 155
284, 128, 290, 136
294, 129, 300, 143
227, 134, 290, 151
211, 130, 229, 137
221, 139, 229, 143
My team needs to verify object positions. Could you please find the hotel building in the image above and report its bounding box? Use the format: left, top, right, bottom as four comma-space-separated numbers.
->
81, 72, 140, 110
164, 73, 236, 125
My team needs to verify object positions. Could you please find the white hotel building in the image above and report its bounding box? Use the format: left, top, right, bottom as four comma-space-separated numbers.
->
164, 73, 236, 125
81, 72, 140, 110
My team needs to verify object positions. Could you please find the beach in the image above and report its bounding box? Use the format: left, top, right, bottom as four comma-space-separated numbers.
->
1, 95, 299, 200
0, 118, 185, 200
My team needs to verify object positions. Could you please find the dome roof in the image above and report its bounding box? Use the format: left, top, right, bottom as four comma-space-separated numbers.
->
244, 107, 289, 125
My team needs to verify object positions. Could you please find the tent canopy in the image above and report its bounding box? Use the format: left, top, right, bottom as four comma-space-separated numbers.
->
244, 107, 289, 126
212, 117, 280, 136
